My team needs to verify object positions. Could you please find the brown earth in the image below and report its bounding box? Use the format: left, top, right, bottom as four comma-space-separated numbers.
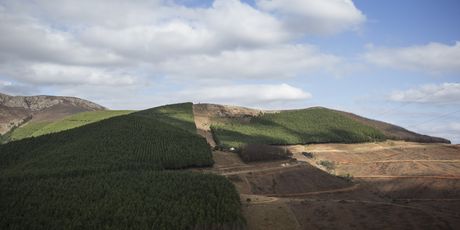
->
207, 141, 460, 230
192, 103, 267, 147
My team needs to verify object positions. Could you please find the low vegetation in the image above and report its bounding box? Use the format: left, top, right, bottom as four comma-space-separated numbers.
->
211, 107, 386, 147
319, 160, 335, 172
8, 110, 133, 141
240, 144, 292, 162
0, 103, 245, 229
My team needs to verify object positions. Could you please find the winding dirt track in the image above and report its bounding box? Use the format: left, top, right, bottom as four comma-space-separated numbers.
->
338, 160, 460, 164
264, 184, 360, 197
354, 175, 460, 180
218, 163, 302, 176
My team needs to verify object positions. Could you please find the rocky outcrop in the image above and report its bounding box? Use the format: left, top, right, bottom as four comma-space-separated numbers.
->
0, 93, 106, 135
0, 93, 105, 111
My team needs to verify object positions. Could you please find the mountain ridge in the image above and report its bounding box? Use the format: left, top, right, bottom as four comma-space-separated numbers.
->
0, 92, 106, 135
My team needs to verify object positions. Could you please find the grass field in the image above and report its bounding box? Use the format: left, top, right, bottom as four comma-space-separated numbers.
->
211, 107, 386, 147
8, 110, 133, 141
0, 103, 244, 229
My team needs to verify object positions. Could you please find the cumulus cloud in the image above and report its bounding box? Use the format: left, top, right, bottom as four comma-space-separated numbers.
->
1, 63, 138, 86
25, 0, 289, 61
177, 83, 312, 105
390, 83, 460, 105
256, 0, 366, 35
364, 42, 460, 74
0, 0, 359, 107
0, 11, 125, 66
156, 45, 342, 79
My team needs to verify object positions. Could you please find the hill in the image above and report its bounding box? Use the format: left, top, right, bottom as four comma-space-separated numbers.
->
0, 103, 245, 229
210, 107, 386, 147
333, 109, 450, 143
0, 92, 106, 136
192, 104, 450, 148
7, 110, 133, 141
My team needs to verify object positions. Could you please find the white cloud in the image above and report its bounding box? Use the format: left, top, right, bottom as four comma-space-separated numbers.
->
78, 0, 289, 61
1, 63, 138, 86
256, 0, 366, 35
365, 42, 460, 74
0, 11, 125, 66
178, 83, 311, 105
156, 45, 342, 79
390, 83, 460, 105
0, 0, 355, 106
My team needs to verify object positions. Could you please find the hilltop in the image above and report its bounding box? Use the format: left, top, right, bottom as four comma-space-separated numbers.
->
193, 103, 450, 147
2, 98, 450, 145
0, 93, 106, 136
0, 103, 244, 229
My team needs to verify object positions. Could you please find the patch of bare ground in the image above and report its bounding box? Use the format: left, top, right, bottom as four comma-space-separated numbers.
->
288, 199, 452, 230
205, 141, 460, 230
283, 141, 460, 229
241, 198, 300, 230
244, 164, 352, 196
357, 177, 460, 199
191, 103, 460, 229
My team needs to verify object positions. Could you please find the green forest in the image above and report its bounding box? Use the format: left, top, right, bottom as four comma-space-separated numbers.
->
0, 103, 245, 229
211, 107, 386, 147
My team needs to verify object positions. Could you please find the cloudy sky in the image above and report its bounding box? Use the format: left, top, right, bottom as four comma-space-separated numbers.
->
0, 0, 459, 143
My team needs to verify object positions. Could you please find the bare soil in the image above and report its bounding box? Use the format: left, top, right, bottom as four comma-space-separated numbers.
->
209, 141, 460, 230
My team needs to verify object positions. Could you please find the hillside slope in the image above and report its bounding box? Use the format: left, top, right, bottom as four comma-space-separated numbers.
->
193, 104, 449, 147
211, 107, 386, 147
0, 103, 245, 229
333, 109, 450, 143
9, 110, 133, 141
0, 93, 106, 135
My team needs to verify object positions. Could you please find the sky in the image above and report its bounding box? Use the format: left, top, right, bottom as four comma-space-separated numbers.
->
0, 0, 459, 143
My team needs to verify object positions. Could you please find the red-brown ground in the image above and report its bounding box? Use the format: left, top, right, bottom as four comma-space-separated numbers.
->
208, 141, 460, 230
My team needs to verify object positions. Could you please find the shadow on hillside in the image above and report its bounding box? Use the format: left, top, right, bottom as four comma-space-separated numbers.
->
213, 117, 383, 146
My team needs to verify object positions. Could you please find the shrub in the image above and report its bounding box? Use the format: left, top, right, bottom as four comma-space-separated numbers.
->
302, 152, 314, 158
319, 160, 335, 172
239, 144, 292, 162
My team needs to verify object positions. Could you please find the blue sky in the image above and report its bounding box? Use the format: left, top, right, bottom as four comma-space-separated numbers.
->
0, 0, 459, 142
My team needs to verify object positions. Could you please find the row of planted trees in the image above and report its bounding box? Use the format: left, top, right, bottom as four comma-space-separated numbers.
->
0, 103, 246, 230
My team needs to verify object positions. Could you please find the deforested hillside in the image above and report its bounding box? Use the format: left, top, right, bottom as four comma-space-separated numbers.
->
0, 103, 245, 230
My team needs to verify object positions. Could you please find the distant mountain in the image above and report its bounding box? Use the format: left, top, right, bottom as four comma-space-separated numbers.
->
0, 92, 106, 135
